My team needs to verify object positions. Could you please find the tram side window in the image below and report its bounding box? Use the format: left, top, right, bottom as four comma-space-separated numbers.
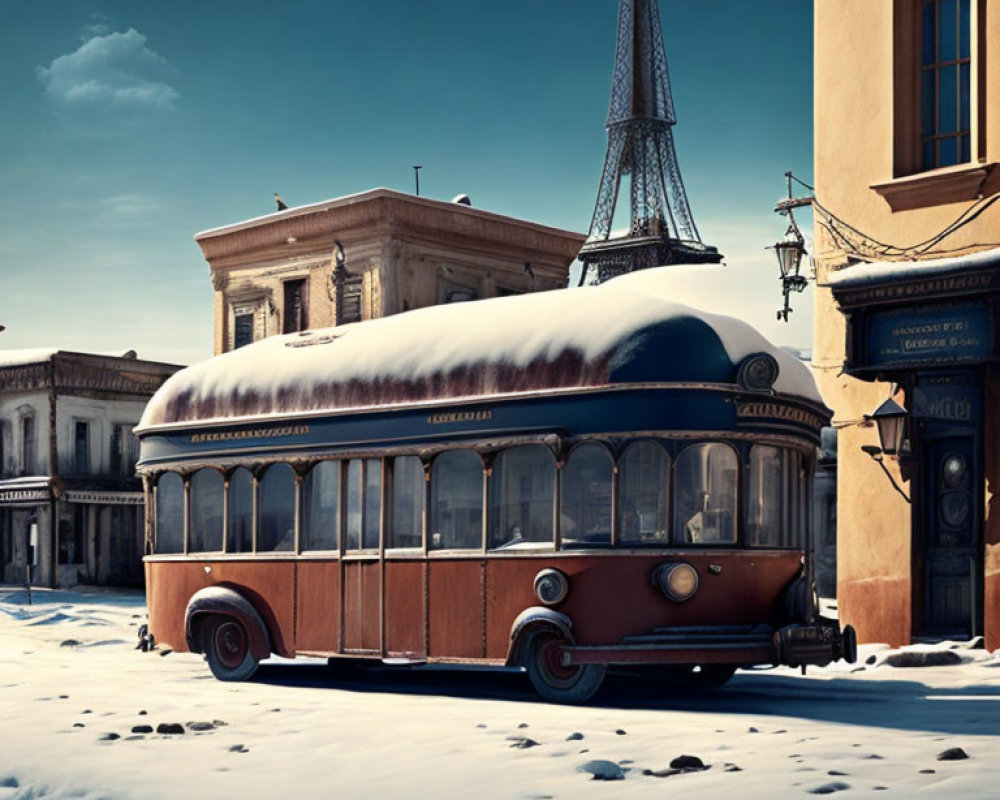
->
301, 461, 339, 551
189, 469, 224, 552
259, 464, 295, 552
560, 443, 612, 547
228, 468, 253, 553
673, 444, 737, 544
389, 456, 424, 549
619, 441, 669, 544
488, 445, 555, 550
748, 447, 806, 549
345, 459, 381, 550
430, 450, 483, 550
155, 472, 184, 554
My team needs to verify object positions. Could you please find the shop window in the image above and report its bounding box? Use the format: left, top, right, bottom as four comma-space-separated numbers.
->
619, 441, 669, 544
430, 450, 483, 550
227, 468, 254, 553
58, 506, 86, 565
155, 473, 184, 554
920, 0, 971, 168
560, 443, 613, 547
389, 456, 424, 549
258, 464, 295, 552
0, 510, 11, 564
301, 461, 340, 551
673, 444, 738, 544
190, 469, 224, 553
488, 445, 555, 550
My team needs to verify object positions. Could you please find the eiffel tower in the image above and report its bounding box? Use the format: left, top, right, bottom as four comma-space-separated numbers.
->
579, 0, 721, 284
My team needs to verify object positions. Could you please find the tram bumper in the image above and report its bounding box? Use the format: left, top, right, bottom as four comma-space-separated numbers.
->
558, 619, 857, 668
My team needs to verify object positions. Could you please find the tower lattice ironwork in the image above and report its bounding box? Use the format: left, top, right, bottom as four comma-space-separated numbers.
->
579, 0, 721, 284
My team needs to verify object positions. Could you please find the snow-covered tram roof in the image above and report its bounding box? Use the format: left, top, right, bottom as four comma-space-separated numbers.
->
139, 269, 823, 429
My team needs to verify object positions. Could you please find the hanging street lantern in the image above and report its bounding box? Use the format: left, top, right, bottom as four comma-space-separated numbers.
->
769, 172, 814, 322
869, 397, 908, 457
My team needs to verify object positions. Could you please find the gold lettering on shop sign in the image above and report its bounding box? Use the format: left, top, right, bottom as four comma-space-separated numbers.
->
842, 273, 993, 304
737, 402, 822, 428
190, 425, 310, 443
427, 410, 493, 425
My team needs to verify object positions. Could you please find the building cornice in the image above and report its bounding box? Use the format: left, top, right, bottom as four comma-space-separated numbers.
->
194, 188, 586, 267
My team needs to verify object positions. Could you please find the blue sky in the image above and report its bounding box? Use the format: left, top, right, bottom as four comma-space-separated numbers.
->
0, 1, 814, 365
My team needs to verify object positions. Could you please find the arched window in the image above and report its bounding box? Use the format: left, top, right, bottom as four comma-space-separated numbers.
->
488, 445, 555, 550
259, 464, 295, 552
430, 450, 483, 550
389, 456, 424, 549
560, 443, 612, 547
189, 469, 224, 552
301, 461, 340, 551
619, 441, 669, 545
155, 472, 184, 554
673, 444, 738, 544
227, 468, 253, 553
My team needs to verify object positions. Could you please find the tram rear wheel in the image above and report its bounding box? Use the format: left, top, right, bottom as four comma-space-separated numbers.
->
200, 615, 259, 682
524, 629, 605, 704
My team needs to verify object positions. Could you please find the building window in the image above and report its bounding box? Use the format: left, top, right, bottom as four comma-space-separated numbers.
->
21, 415, 36, 474
110, 424, 137, 476
920, 0, 971, 169
1, 510, 12, 565
282, 279, 308, 334
74, 421, 90, 474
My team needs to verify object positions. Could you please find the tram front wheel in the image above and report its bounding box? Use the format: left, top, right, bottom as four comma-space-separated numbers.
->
524, 629, 605, 704
200, 615, 260, 682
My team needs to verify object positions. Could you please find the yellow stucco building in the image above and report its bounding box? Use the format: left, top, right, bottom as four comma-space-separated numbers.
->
814, 0, 1000, 645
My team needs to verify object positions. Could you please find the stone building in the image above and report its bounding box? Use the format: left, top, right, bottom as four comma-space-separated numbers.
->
195, 188, 586, 354
813, 0, 1000, 645
0, 350, 180, 587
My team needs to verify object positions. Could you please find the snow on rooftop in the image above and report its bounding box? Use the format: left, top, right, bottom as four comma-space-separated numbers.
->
0, 348, 60, 368
825, 246, 1000, 289
140, 268, 823, 429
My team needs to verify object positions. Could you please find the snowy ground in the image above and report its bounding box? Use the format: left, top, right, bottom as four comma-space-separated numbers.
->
2, 588, 1000, 800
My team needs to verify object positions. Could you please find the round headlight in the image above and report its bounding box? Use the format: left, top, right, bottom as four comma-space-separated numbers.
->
652, 562, 699, 602
534, 568, 569, 606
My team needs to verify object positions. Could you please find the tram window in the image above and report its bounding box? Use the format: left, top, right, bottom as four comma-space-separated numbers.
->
301, 461, 340, 551
673, 444, 737, 544
389, 456, 424, 549
619, 441, 669, 544
258, 464, 295, 552
488, 445, 555, 550
345, 459, 381, 550
227, 467, 253, 553
430, 450, 483, 550
560, 443, 612, 547
155, 472, 184, 554
363, 458, 381, 549
747, 446, 783, 547
189, 469, 224, 553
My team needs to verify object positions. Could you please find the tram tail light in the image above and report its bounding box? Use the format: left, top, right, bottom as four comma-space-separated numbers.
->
652, 562, 699, 602
534, 568, 570, 606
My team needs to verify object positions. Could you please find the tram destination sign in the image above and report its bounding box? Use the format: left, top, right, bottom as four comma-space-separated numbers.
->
864, 301, 994, 369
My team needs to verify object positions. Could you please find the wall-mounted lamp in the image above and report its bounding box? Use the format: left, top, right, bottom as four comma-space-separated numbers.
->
769, 172, 814, 322
861, 395, 911, 503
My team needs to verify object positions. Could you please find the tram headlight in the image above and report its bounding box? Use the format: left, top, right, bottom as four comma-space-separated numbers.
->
652, 562, 699, 602
534, 568, 570, 606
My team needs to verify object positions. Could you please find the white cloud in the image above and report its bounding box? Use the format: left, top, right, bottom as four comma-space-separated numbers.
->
37, 28, 179, 115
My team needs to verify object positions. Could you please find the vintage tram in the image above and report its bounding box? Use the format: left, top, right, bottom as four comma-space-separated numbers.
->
136, 269, 856, 702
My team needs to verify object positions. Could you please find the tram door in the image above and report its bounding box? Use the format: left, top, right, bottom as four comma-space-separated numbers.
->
920, 431, 980, 638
